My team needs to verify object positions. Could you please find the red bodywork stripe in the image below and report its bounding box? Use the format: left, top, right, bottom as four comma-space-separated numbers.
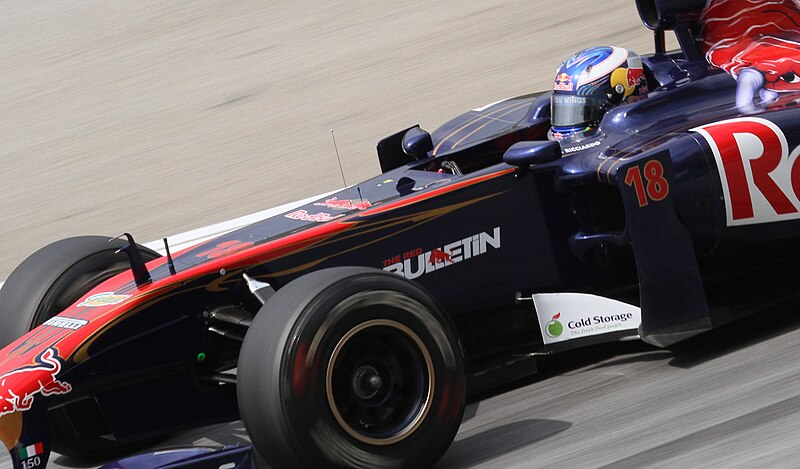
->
0, 167, 513, 376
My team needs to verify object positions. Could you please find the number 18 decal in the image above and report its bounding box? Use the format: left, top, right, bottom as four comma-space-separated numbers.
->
624, 160, 669, 207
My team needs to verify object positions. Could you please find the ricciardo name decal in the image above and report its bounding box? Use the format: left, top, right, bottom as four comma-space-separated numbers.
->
382, 227, 501, 279
78, 292, 131, 307
562, 140, 601, 154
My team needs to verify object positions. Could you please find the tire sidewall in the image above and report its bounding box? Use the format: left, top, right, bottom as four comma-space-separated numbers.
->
239, 267, 465, 469
0, 236, 160, 348
0, 235, 161, 459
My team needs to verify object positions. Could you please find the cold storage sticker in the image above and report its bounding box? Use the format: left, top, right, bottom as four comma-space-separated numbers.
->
533, 293, 641, 344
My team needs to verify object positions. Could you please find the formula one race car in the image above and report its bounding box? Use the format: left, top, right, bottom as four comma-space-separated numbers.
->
2, 0, 800, 467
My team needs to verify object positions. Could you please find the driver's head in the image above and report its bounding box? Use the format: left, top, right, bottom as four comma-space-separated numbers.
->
549, 46, 648, 143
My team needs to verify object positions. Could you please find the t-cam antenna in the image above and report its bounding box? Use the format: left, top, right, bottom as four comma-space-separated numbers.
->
330, 129, 353, 200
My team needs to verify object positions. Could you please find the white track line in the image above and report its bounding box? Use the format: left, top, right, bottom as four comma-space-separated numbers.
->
0, 190, 336, 291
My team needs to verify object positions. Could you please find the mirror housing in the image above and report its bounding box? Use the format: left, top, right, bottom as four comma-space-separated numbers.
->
395, 176, 416, 195
377, 126, 417, 173
635, 0, 705, 30
503, 141, 561, 170
402, 126, 433, 160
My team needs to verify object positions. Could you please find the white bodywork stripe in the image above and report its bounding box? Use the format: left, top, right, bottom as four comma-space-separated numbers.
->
472, 98, 511, 112
0, 190, 337, 291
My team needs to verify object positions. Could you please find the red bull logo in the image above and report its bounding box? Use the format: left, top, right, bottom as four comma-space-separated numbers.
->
428, 249, 454, 265
701, 0, 800, 111
284, 209, 344, 223
692, 117, 800, 226
611, 66, 646, 98
554, 73, 574, 91
0, 348, 72, 418
314, 197, 373, 211
626, 67, 644, 87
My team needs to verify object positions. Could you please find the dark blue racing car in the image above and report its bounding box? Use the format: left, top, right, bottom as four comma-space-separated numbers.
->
1, 0, 800, 467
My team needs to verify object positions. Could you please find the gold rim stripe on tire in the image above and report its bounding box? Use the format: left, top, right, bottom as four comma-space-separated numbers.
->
325, 318, 435, 446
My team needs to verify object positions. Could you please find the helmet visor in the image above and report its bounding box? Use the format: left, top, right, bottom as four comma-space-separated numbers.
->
551, 94, 608, 127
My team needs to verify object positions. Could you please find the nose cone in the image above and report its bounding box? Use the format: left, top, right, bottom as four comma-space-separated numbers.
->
0, 411, 22, 451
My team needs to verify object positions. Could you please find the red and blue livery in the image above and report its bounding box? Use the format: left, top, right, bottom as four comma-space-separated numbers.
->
2, 1, 800, 467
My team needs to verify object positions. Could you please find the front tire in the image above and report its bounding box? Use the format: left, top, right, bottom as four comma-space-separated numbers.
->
237, 267, 465, 468
0, 235, 161, 459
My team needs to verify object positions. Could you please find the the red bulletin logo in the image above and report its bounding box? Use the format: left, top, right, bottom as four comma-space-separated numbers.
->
692, 117, 800, 226
382, 227, 501, 279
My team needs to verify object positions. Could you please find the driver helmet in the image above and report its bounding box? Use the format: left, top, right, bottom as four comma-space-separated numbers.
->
548, 46, 648, 143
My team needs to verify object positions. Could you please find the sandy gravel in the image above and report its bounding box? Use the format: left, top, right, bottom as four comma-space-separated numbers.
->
0, 0, 673, 279
7, 3, 799, 469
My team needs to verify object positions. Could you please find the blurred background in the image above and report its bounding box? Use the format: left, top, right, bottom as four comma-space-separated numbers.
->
0, 0, 673, 279
7, 2, 800, 469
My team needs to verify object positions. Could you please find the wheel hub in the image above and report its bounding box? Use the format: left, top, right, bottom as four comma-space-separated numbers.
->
352, 365, 384, 399
326, 317, 435, 445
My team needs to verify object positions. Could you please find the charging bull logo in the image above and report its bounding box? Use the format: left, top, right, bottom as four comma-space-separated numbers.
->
701, 0, 800, 113
611, 66, 645, 98
554, 72, 574, 91
428, 249, 454, 265
0, 348, 72, 418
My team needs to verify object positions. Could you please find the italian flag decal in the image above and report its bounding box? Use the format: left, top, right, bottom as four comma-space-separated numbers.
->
18, 442, 43, 460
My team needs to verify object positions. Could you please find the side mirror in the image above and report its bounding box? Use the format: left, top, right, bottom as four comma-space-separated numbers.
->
503, 141, 561, 170
402, 126, 433, 160
395, 176, 416, 195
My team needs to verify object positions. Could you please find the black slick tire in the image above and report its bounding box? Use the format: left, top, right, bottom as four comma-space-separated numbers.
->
237, 266, 465, 469
0, 235, 160, 459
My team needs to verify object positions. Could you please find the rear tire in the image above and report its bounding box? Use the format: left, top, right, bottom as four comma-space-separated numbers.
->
0, 235, 161, 459
238, 267, 465, 468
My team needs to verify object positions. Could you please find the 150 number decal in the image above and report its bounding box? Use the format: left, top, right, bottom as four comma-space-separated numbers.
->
624, 160, 669, 207
21, 457, 42, 469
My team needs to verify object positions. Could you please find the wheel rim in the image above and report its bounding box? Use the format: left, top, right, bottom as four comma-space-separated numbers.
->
326, 319, 434, 446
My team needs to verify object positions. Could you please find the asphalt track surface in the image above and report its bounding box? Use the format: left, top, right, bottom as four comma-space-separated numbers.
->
3, 1, 795, 468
